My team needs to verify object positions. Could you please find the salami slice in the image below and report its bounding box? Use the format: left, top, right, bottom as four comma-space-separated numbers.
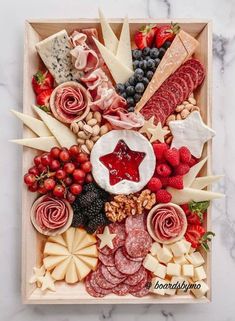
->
100, 265, 126, 285
107, 266, 127, 279
124, 266, 146, 286
168, 76, 189, 101
131, 286, 150, 297
112, 283, 130, 296
155, 90, 177, 108
122, 247, 144, 262
96, 269, 117, 289
99, 222, 126, 255
125, 229, 152, 258
98, 252, 115, 267
175, 71, 194, 96
140, 105, 165, 125
183, 59, 205, 86
129, 270, 148, 293
155, 97, 172, 117
85, 273, 105, 298
115, 248, 142, 275
164, 82, 184, 105
89, 271, 112, 295
125, 214, 145, 234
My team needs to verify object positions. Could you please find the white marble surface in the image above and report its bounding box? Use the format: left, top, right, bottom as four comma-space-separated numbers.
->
0, 0, 234, 320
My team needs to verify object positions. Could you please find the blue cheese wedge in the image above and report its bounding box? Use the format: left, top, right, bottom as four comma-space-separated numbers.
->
36, 30, 82, 84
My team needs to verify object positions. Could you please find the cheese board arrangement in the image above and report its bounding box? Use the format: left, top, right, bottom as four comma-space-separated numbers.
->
14, 11, 224, 303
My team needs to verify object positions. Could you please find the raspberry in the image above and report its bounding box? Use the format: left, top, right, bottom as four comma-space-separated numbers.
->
159, 177, 169, 188
147, 177, 162, 192
189, 157, 197, 167
181, 204, 191, 216
152, 143, 168, 160
179, 146, 192, 164
164, 148, 180, 167
156, 189, 172, 203
168, 175, 184, 189
174, 163, 190, 176
156, 163, 172, 177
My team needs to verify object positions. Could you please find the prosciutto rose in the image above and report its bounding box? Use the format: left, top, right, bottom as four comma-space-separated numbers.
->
49, 81, 90, 124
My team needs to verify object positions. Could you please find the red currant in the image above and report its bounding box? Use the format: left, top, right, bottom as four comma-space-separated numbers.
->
50, 159, 60, 171
44, 178, 56, 191
85, 173, 93, 183
37, 164, 47, 174
24, 173, 36, 186
64, 162, 75, 174
41, 153, 52, 166
66, 191, 76, 203
38, 182, 47, 194
56, 169, 66, 180
28, 181, 38, 192
50, 147, 61, 159
28, 166, 39, 176
70, 184, 82, 195
63, 176, 73, 186
59, 150, 70, 162
34, 155, 41, 166
69, 145, 80, 157
81, 161, 92, 173
53, 185, 65, 198
76, 153, 89, 163
73, 169, 85, 181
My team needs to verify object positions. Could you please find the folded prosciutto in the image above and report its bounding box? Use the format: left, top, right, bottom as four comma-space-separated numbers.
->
50, 81, 91, 124
103, 111, 145, 129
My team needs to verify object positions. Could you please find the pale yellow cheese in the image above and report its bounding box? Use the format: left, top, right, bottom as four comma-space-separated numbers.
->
150, 277, 167, 296
150, 242, 161, 256
143, 254, 159, 272
76, 234, 97, 251
10, 136, 60, 152
185, 251, 205, 267
48, 235, 67, 247
191, 175, 224, 190
193, 266, 207, 281
157, 246, 173, 264
153, 263, 167, 279
43, 255, 68, 271
166, 263, 181, 276
73, 255, 91, 280
44, 242, 70, 256
183, 157, 208, 187
72, 228, 87, 253
65, 259, 79, 284
182, 264, 194, 277
191, 280, 209, 298
77, 255, 98, 270
75, 244, 98, 257
51, 256, 72, 280
116, 16, 133, 70
63, 227, 76, 253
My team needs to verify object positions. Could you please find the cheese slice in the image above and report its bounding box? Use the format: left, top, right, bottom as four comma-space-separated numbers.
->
51, 256, 71, 280
65, 259, 79, 284
73, 255, 91, 281
191, 175, 224, 190
75, 234, 97, 251
183, 157, 208, 188
136, 30, 199, 111
11, 110, 51, 137
44, 242, 70, 256
63, 227, 76, 253
10, 136, 60, 152
116, 16, 133, 70
48, 234, 67, 247
98, 8, 119, 54
167, 187, 224, 205
74, 244, 98, 257
77, 255, 98, 270
33, 105, 77, 148
43, 255, 68, 271
72, 228, 87, 253
93, 37, 134, 84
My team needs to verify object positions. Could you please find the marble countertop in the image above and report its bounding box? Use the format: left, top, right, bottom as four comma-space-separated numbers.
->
0, 0, 234, 320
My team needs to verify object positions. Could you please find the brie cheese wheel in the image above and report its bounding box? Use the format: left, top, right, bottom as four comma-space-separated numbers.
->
90, 130, 156, 194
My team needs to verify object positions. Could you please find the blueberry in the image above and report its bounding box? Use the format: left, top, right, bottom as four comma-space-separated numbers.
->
132, 49, 142, 60
126, 86, 135, 96
150, 48, 159, 59
163, 41, 172, 49
135, 82, 145, 93
134, 93, 142, 102
145, 55, 151, 61
146, 70, 154, 80
121, 92, 127, 99
128, 76, 136, 86
154, 58, 161, 67
128, 106, 135, 112
142, 77, 149, 87
115, 83, 125, 94
139, 60, 147, 70
125, 81, 130, 88
134, 68, 144, 76
158, 47, 166, 59
143, 47, 150, 56
126, 97, 135, 107
133, 60, 139, 70
147, 59, 155, 70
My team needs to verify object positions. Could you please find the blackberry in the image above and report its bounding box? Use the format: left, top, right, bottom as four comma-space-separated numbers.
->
91, 212, 109, 227
78, 191, 97, 208
85, 220, 98, 234
71, 210, 87, 227
85, 199, 105, 218
83, 183, 100, 195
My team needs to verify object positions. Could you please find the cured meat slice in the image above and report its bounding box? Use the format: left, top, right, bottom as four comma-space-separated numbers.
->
99, 222, 126, 255
155, 90, 177, 108
176, 65, 198, 89
96, 269, 117, 289
85, 273, 105, 298
124, 266, 146, 286
100, 265, 126, 285
129, 270, 148, 293
163, 82, 184, 105
98, 252, 115, 267
125, 214, 145, 234
89, 271, 112, 295
140, 105, 165, 125
122, 247, 144, 262
168, 76, 189, 101
175, 71, 194, 95
107, 266, 127, 279
183, 59, 205, 86
125, 229, 152, 258
114, 248, 142, 275
131, 273, 151, 297
112, 283, 130, 296
156, 97, 172, 116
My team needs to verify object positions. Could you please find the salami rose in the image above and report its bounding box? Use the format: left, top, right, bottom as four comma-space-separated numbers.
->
31, 195, 73, 236
50, 81, 91, 124
147, 203, 187, 244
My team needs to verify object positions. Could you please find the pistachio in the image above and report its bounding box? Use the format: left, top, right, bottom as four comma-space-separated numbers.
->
87, 118, 98, 126
83, 124, 93, 136
86, 139, 94, 151
85, 111, 93, 122
91, 135, 100, 142
188, 97, 197, 105
181, 109, 190, 119
92, 124, 100, 136
77, 138, 85, 145
81, 144, 90, 154
185, 103, 194, 111
77, 131, 88, 140
93, 111, 102, 123
100, 124, 109, 136
175, 104, 185, 112
77, 120, 85, 129
70, 122, 79, 134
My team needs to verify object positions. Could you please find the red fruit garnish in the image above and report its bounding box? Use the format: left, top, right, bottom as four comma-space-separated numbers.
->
164, 147, 180, 167
28, 166, 39, 176
185, 224, 205, 249
152, 143, 168, 160
69, 145, 80, 157
38, 182, 47, 194
66, 191, 76, 203
187, 212, 202, 225
179, 146, 192, 164
32, 70, 54, 95
76, 152, 89, 163
50, 159, 60, 171
81, 161, 92, 173
36, 89, 53, 108
70, 183, 83, 195
63, 176, 73, 186
73, 169, 86, 181
34, 155, 42, 166
159, 176, 169, 188
24, 173, 36, 186
85, 173, 93, 183
155, 189, 172, 203
168, 175, 183, 189
53, 185, 65, 198
59, 150, 70, 162
189, 157, 197, 167
147, 177, 162, 192
56, 169, 66, 180
37, 164, 47, 174
64, 162, 76, 174
50, 147, 61, 159
181, 204, 191, 216
44, 178, 56, 191
28, 181, 38, 192
41, 153, 52, 166
156, 163, 172, 177
174, 163, 190, 176
134, 24, 158, 49
155, 23, 180, 48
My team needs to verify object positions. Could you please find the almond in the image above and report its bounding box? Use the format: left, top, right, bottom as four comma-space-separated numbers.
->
93, 111, 102, 123
87, 118, 98, 126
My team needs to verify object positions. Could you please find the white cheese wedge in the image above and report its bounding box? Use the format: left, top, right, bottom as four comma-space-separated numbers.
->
191, 280, 209, 298
35, 30, 81, 84
185, 252, 205, 267
116, 16, 133, 70
93, 37, 134, 84
33, 105, 77, 148
73, 255, 91, 281
173, 255, 188, 265
193, 266, 207, 281
182, 264, 194, 277
72, 228, 87, 253
48, 235, 67, 247
51, 256, 71, 280
63, 227, 76, 253
75, 244, 98, 257
150, 242, 161, 256
157, 246, 173, 264
153, 263, 167, 279
43, 255, 68, 271
44, 242, 70, 256
166, 263, 181, 276
11, 110, 51, 137
98, 9, 119, 54
191, 175, 224, 190
77, 255, 98, 270
183, 157, 208, 188
10, 136, 60, 152
75, 234, 97, 251
143, 254, 159, 272
150, 277, 167, 296
65, 259, 79, 284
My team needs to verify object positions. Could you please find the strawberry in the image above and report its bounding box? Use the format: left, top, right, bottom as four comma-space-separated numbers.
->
185, 224, 205, 249
179, 146, 191, 164
152, 143, 168, 160
155, 23, 180, 48
181, 204, 191, 216
168, 175, 183, 189
174, 163, 190, 176
147, 177, 162, 192
164, 148, 180, 167
156, 189, 172, 203
156, 163, 172, 177
187, 212, 202, 225
32, 70, 54, 94
188, 201, 210, 223
134, 24, 158, 49
36, 89, 53, 108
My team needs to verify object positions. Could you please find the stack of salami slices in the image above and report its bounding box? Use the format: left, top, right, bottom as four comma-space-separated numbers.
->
140, 58, 205, 124
85, 215, 153, 297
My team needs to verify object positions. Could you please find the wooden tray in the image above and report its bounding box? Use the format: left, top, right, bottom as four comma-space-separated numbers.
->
22, 19, 212, 304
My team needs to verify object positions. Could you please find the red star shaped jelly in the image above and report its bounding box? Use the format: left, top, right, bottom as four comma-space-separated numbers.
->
99, 140, 146, 186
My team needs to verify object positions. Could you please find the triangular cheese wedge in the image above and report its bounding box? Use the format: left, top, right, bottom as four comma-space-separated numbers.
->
98, 8, 119, 54
75, 234, 97, 251
11, 109, 51, 137
116, 16, 133, 70
77, 255, 98, 271
63, 227, 76, 253
65, 259, 79, 284
183, 157, 208, 187
51, 256, 71, 280
33, 105, 77, 148
93, 37, 134, 84
43, 255, 68, 271
44, 242, 70, 256
72, 228, 87, 253
74, 244, 98, 257
73, 255, 91, 281
10, 136, 59, 152
48, 234, 67, 247
191, 175, 224, 190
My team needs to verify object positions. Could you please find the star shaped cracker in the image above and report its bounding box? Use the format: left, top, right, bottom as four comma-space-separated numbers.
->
38, 271, 56, 292
139, 116, 156, 139
29, 265, 46, 287
148, 122, 170, 143
169, 111, 215, 158
97, 226, 116, 249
